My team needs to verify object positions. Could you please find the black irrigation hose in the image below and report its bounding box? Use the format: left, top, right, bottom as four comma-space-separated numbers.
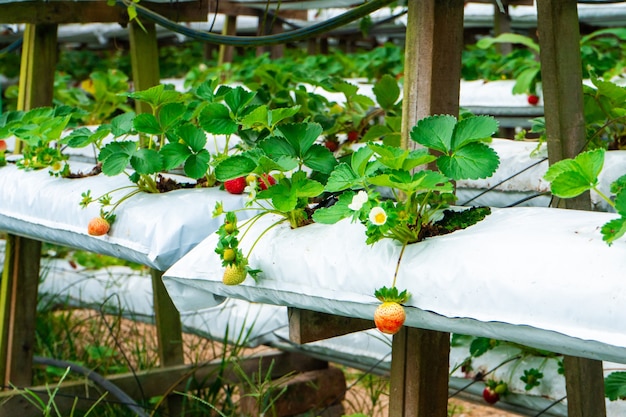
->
119, 0, 396, 46
33, 356, 151, 417
0, 37, 22, 54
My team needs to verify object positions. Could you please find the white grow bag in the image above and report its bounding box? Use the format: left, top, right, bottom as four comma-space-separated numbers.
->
0, 161, 253, 270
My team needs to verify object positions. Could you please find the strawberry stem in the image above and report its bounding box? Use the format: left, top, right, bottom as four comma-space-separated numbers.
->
392, 241, 408, 289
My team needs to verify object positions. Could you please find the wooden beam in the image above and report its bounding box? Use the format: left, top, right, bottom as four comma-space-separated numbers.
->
389, 327, 450, 417
0, 0, 208, 24
288, 308, 374, 344
564, 356, 607, 417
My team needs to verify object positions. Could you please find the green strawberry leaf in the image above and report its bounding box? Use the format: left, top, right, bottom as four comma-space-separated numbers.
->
158, 102, 187, 132
224, 86, 256, 117
325, 163, 360, 192
451, 115, 498, 150
99, 141, 136, 175
410, 114, 457, 153
110, 111, 136, 136
62, 127, 94, 148
546, 149, 605, 197
215, 154, 257, 181
373, 74, 400, 110
129, 84, 184, 109
601, 217, 626, 246
130, 148, 162, 175
437, 142, 500, 180
605, 372, 626, 401
476, 33, 540, 53
134, 113, 162, 135
368, 170, 453, 194
311, 191, 356, 224
550, 171, 597, 198
177, 123, 207, 153
184, 149, 211, 179
160, 142, 191, 171
469, 337, 497, 357
198, 103, 238, 135
610, 174, 626, 195
351, 146, 376, 177
302, 144, 337, 174
276, 122, 323, 155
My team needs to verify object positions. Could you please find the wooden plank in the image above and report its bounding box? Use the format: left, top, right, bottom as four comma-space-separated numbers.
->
0, 0, 208, 24
128, 21, 161, 114
389, 327, 450, 417
288, 308, 374, 344
563, 356, 607, 417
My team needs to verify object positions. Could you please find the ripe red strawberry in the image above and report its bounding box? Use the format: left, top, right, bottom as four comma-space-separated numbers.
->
0, 140, 6, 152
324, 140, 338, 152
87, 217, 110, 236
482, 386, 500, 404
224, 176, 247, 194
258, 173, 276, 190
527, 94, 540, 106
222, 263, 247, 285
374, 301, 406, 335
347, 130, 359, 142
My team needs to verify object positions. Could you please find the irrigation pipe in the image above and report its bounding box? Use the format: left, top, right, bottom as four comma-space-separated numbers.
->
118, 0, 396, 46
33, 355, 150, 417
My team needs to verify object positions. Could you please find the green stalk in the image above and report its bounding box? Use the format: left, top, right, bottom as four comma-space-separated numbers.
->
391, 241, 408, 289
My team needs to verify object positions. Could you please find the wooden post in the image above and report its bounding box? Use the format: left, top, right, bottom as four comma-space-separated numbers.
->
389, 328, 450, 417
392, 1, 464, 416
128, 21, 160, 114
537, 1, 604, 416
400, 0, 465, 149
0, 23, 57, 389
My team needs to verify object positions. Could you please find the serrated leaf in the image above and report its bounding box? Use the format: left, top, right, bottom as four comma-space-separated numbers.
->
312, 191, 356, 224
198, 103, 238, 135
476, 33, 540, 53
451, 116, 499, 150
361, 124, 392, 143
605, 372, 626, 401
276, 122, 323, 155
601, 217, 626, 245
129, 84, 183, 109
437, 143, 500, 180
62, 127, 94, 148
259, 136, 297, 160
325, 163, 360, 192
512, 67, 541, 95
544, 159, 580, 182
469, 337, 495, 357
550, 171, 596, 198
410, 115, 457, 153
224, 86, 256, 117
98, 141, 136, 162
303, 144, 337, 174
269, 106, 301, 126
369, 170, 452, 194
373, 74, 400, 110
134, 113, 162, 135
110, 112, 136, 136
177, 123, 207, 152
130, 148, 162, 174
215, 155, 257, 181
158, 102, 187, 132
160, 142, 191, 171
184, 150, 210, 179
240, 105, 269, 130
351, 146, 375, 177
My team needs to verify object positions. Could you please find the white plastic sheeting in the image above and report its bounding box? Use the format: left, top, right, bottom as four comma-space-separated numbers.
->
164, 206, 626, 364
0, 161, 254, 270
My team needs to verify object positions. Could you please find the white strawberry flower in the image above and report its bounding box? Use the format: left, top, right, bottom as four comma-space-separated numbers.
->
348, 190, 368, 211
369, 206, 387, 226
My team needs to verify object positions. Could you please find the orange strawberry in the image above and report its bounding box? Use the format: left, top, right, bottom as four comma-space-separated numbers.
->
87, 217, 110, 236
0, 140, 6, 152
374, 301, 406, 334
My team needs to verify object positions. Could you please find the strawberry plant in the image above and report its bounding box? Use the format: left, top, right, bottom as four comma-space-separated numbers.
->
312, 114, 500, 333
544, 147, 626, 245
0, 105, 85, 176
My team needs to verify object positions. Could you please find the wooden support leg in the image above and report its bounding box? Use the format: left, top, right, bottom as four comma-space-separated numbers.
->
564, 356, 607, 417
0, 23, 57, 390
128, 21, 160, 114
150, 269, 185, 414
0, 236, 42, 388
389, 327, 450, 417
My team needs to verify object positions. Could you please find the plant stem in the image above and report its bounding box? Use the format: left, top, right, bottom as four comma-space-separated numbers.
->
593, 186, 616, 210
391, 241, 407, 289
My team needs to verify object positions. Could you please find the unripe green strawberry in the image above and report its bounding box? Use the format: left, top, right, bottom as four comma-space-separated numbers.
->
224, 222, 235, 234
222, 264, 247, 285
374, 301, 406, 334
